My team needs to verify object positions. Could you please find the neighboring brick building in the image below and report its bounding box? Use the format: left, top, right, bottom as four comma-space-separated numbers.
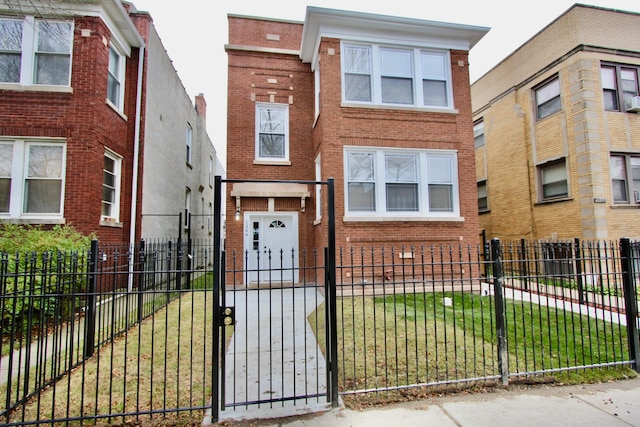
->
0, 0, 221, 243
225, 7, 488, 284
472, 4, 640, 241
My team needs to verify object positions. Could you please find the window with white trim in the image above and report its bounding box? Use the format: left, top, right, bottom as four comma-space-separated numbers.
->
0, 139, 65, 218
0, 16, 73, 86
534, 76, 561, 120
102, 150, 121, 222
184, 187, 191, 228
610, 154, 640, 204
255, 103, 289, 161
344, 148, 459, 218
538, 159, 568, 201
342, 42, 453, 109
107, 45, 125, 109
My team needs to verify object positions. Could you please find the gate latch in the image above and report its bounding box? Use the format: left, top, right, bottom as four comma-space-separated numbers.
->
220, 306, 235, 327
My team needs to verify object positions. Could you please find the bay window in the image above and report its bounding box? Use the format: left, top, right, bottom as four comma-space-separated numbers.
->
345, 148, 459, 218
342, 42, 452, 109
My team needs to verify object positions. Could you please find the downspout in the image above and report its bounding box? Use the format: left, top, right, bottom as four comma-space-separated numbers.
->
128, 44, 145, 292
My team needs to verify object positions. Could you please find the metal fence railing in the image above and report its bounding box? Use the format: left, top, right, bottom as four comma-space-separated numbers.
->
1, 238, 639, 425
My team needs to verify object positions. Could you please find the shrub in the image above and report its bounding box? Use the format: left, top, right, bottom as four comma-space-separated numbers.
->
0, 224, 93, 339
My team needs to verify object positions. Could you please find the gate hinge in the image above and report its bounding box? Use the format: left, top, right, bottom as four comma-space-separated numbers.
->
220, 306, 235, 327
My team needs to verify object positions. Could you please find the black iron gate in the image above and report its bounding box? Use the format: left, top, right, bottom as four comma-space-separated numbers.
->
210, 177, 338, 423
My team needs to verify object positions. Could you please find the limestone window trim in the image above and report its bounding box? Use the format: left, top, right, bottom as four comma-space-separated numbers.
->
231, 183, 310, 212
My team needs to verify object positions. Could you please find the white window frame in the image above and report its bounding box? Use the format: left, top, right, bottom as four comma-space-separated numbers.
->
0, 138, 66, 221
255, 103, 289, 162
315, 154, 322, 222
184, 187, 191, 229
107, 44, 125, 110
0, 16, 73, 87
101, 149, 121, 223
341, 42, 454, 110
343, 147, 460, 220
186, 123, 193, 165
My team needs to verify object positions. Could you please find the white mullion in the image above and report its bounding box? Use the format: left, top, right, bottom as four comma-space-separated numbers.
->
20, 17, 35, 85
371, 45, 381, 104
376, 151, 386, 213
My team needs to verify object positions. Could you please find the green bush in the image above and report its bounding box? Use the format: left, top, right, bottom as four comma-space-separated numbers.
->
0, 224, 93, 339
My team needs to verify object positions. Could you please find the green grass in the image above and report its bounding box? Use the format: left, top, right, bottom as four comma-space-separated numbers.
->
312, 290, 635, 405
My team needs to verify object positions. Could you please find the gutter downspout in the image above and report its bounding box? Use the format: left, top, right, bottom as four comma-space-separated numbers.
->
128, 44, 145, 292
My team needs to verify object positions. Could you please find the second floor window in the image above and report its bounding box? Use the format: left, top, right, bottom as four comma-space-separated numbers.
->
0, 17, 73, 86
601, 63, 639, 112
107, 45, 125, 109
473, 120, 485, 148
256, 103, 288, 161
185, 124, 192, 165
535, 77, 561, 120
342, 42, 452, 109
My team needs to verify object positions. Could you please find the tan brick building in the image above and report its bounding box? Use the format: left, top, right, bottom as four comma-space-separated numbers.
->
225, 7, 488, 284
472, 4, 640, 241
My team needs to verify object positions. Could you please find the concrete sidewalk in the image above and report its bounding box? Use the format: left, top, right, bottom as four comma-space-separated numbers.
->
228, 377, 640, 426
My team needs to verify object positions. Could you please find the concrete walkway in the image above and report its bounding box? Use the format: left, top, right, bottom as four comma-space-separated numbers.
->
217, 287, 331, 423
236, 376, 640, 426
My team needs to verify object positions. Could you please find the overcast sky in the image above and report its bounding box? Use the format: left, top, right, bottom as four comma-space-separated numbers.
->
129, 0, 640, 167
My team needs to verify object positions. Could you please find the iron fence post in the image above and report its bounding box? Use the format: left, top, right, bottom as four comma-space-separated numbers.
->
326, 178, 339, 407
84, 239, 99, 359
491, 238, 509, 386
620, 238, 640, 372
211, 175, 222, 422
574, 238, 585, 305
137, 239, 145, 323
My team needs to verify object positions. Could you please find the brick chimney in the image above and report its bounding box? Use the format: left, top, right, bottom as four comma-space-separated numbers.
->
195, 93, 207, 123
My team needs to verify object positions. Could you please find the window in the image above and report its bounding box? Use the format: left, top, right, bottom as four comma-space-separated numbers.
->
0, 16, 72, 86
315, 155, 321, 221
473, 120, 485, 148
184, 188, 191, 228
535, 77, 561, 120
477, 181, 488, 212
601, 63, 639, 111
208, 156, 214, 187
314, 65, 321, 120
185, 124, 192, 165
0, 139, 65, 219
610, 154, 640, 204
102, 150, 121, 222
539, 159, 568, 201
255, 103, 288, 161
342, 42, 452, 109
345, 148, 459, 218
107, 45, 125, 109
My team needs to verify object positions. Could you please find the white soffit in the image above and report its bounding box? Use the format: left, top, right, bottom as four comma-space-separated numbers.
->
300, 6, 489, 64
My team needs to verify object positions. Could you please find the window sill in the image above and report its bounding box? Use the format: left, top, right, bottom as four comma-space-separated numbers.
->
0, 217, 65, 225
479, 209, 490, 215
341, 102, 459, 114
534, 197, 572, 206
253, 160, 291, 166
0, 83, 73, 93
100, 219, 123, 228
105, 99, 128, 120
343, 215, 464, 223
610, 204, 640, 209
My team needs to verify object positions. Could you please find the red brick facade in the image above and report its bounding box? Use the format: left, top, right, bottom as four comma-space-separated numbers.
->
225, 10, 485, 283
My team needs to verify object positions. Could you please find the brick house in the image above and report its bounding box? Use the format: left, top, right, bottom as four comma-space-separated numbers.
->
0, 0, 220, 244
472, 4, 640, 241
225, 7, 488, 284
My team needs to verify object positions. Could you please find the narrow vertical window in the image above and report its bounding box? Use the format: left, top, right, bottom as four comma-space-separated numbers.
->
107, 45, 125, 109
102, 151, 121, 221
347, 152, 376, 211
186, 123, 193, 165
208, 156, 213, 187
315, 155, 322, 221
422, 51, 448, 107
256, 104, 288, 160
0, 144, 13, 212
343, 45, 372, 102
34, 19, 72, 85
184, 187, 191, 228
474, 120, 485, 148
427, 155, 453, 212
477, 181, 488, 212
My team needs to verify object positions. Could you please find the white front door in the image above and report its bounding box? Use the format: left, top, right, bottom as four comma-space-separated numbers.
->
244, 213, 298, 284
